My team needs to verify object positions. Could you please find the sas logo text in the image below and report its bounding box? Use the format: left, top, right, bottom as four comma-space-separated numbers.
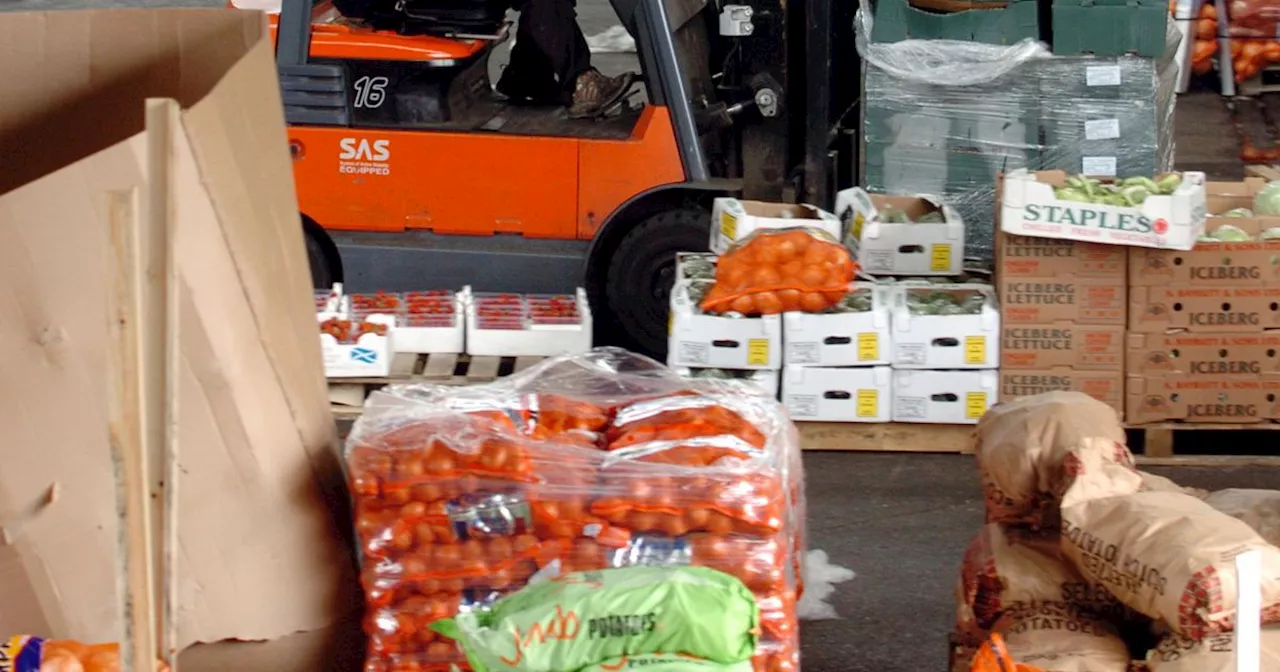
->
338, 138, 391, 176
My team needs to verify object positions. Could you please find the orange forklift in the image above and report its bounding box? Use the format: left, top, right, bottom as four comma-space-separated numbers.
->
264, 0, 859, 358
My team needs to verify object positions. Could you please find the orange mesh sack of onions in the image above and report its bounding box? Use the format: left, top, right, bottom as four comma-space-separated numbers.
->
699, 227, 858, 316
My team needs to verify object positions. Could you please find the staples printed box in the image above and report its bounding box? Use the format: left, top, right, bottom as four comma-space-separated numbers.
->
889, 284, 1001, 369
1001, 323, 1125, 370
999, 276, 1126, 325
668, 282, 782, 369
999, 368, 1124, 414
710, 198, 842, 254
892, 369, 999, 424
1000, 169, 1207, 250
1129, 179, 1280, 287
1126, 373, 1280, 424
1126, 331, 1280, 375
834, 187, 965, 276
997, 233, 1128, 279
782, 284, 892, 366
782, 366, 893, 422
1128, 285, 1280, 333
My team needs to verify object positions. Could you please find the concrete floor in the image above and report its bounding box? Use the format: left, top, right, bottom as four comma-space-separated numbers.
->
5, 1, 1277, 668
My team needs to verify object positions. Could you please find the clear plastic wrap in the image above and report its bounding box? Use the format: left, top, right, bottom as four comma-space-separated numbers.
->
344, 348, 807, 672
856, 5, 1180, 260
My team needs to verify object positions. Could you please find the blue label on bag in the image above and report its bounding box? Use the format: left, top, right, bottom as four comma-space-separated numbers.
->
0, 635, 45, 672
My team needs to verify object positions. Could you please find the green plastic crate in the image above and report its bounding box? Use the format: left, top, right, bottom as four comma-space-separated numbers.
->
871, 0, 1040, 45
1051, 0, 1169, 58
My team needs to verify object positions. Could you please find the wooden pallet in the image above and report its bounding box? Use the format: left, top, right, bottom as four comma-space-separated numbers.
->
329, 353, 544, 418
1240, 68, 1280, 97
1246, 163, 1280, 180
797, 421, 1280, 467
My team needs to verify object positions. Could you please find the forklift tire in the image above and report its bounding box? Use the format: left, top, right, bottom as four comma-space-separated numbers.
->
303, 216, 343, 290
604, 207, 711, 360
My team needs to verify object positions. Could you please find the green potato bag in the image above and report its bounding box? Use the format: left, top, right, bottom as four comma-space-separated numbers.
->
431, 566, 760, 672
580, 654, 756, 672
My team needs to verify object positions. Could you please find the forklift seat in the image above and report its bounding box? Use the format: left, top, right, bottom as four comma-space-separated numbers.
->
334, 0, 509, 36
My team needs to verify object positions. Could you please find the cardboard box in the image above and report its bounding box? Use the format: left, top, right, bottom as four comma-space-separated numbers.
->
996, 233, 1127, 279
998, 276, 1126, 325
710, 198, 842, 254
999, 169, 1207, 250
318, 312, 396, 378
669, 282, 782, 369
1126, 331, 1280, 375
1126, 374, 1280, 424
889, 284, 1001, 369
782, 366, 893, 422
0, 7, 356, 651
675, 252, 718, 283
676, 367, 780, 397
782, 284, 892, 366
348, 289, 466, 355
834, 187, 965, 276
1129, 179, 1280, 287
1001, 323, 1125, 370
998, 368, 1124, 414
464, 287, 593, 357
892, 369, 999, 424
1128, 286, 1280, 333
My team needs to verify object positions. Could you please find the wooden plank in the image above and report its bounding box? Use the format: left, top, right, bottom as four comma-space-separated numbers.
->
513, 356, 543, 373
328, 383, 367, 408
798, 422, 975, 453
388, 352, 419, 378
1246, 165, 1280, 180
145, 98, 181, 669
106, 188, 161, 672
421, 352, 459, 380
465, 355, 502, 381
1142, 426, 1175, 458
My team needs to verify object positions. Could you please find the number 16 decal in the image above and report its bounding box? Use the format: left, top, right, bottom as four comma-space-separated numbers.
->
353, 75, 389, 109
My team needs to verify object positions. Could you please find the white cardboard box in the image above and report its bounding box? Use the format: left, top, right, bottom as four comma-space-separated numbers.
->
783, 366, 893, 422
676, 367, 780, 397
318, 311, 395, 378
668, 282, 783, 370
675, 252, 718, 283
782, 284, 892, 366
362, 295, 465, 355
464, 287, 593, 357
892, 369, 999, 424
889, 284, 1001, 369
834, 187, 965, 276
710, 197, 842, 254
1000, 169, 1207, 251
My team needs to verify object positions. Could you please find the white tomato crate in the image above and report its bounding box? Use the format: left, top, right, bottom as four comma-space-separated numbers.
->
463, 286, 593, 357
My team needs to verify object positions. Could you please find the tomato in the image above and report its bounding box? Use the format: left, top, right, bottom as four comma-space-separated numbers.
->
799, 292, 828, 312
774, 237, 799, 263
776, 289, 803, 312
730, 295, 756, 314
750, 266, 782, 286
777, 259, 803, 281
798, 264, 827, 287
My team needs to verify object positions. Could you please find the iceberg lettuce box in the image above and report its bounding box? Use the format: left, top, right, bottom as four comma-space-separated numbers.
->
1129, 178, 1280, 287
999, 169, 1207, 251
834, 187, 965, 276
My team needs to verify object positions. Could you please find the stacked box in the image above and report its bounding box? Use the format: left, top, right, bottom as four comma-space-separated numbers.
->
1035, 52, 1178, 180
870, 0, 1040, 45
996, 233, 1128, 414
1125, 180, 1280, 424
1050, 0, 1170, 58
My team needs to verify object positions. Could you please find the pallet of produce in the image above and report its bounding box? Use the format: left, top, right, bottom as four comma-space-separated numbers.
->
835, 187, 965, 276
464, 287, 592, 357
783, 284, 893, 367
1129, 179, 1280, 286
319, 310, 395, 378
783, 365, 894, 422
709, 198, 841, 254
343, 349, 804, 672
350, 289, 466, 354
889, 283, 1001, 369
1000, 169, 1206, 250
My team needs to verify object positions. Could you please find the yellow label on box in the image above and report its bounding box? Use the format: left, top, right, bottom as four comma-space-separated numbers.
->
856, 389, 879, 418
668, 309, 674, 336
965, 392, 989, 420
964, 336, 986, 365
852, 213, 866, 240
856, 332, 879, 361
720, 212, 737, 241
747, 338, 770, 366
930, 243, 952, 272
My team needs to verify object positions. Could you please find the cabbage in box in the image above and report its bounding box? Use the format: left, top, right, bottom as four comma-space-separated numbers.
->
710, 197, 841, 254
668, 280, 782, 369
889, 284, 1000, 369
782, 283, 893, 366
892, 370, 998, 424
835, 187, 965, 276
783, 366, 893, 422
1000, 169, 1206, 250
